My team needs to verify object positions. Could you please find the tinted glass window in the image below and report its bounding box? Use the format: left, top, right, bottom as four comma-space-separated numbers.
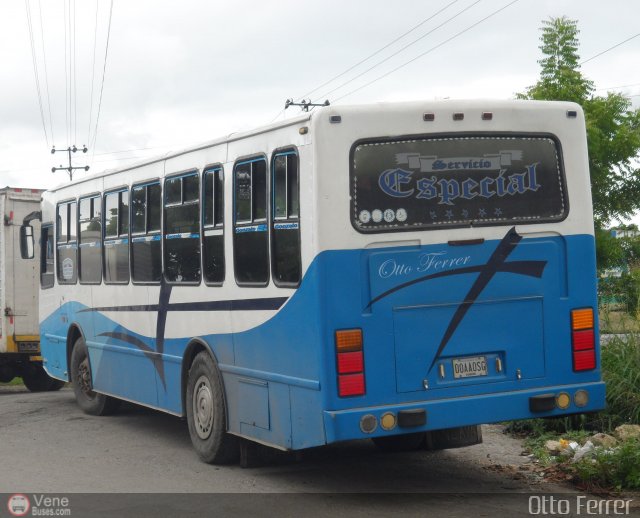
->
351, 135, 567, 232
79, 196, 102, 283
56, 202, 77, 283
120, 191, 129, 235
253, 161, 267, 220
273, 155, 287, 219
148, 183, 161, 232
104, 190, 130, 283
271, 151, 301, 286
203, 167, 225, 284
105, 192, 119, 238
235, 164, 251, 222
57, 204, 68, 242
131, 186, 146, 233
164, 173, 200, 283
234, 158, 269, 286
41, 224, 54, 289
131, 183, 162, 283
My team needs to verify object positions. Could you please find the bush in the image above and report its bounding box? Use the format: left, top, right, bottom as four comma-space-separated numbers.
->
598, 334, 640, 427
574, 437, 640, 490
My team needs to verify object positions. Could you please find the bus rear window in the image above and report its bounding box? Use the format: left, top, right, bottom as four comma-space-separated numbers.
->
350, 135, 566, 232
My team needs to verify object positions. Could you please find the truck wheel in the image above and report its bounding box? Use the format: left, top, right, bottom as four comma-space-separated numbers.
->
70, 337, 119, 415
0, 364, 15, 383
22, 364, 59, 392
372, 432, 426, 452
186, 351, 239, 464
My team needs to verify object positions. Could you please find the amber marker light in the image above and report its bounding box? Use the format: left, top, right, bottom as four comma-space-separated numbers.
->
335, 329, 362, 352
556, 392, 571, 410
571, 308, 594, 330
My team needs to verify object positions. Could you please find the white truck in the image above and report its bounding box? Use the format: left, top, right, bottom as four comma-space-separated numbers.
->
0, 187, 63, 391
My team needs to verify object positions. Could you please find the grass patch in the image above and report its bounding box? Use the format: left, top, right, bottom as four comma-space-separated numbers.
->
0, 377, 24, 387
599, 310, 640, 333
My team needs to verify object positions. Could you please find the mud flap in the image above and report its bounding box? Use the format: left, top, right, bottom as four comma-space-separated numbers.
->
424, 425, 483, 450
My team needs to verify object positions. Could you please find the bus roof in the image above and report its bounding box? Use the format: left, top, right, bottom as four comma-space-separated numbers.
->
46, 98, 581, 193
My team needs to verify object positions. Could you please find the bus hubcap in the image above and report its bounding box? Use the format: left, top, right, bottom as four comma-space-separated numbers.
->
78, 358, 94, 397
193, 376, 213, 440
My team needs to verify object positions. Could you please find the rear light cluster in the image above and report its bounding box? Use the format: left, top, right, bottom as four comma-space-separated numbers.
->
335, 329, 365, 397
571, 308, 596, 371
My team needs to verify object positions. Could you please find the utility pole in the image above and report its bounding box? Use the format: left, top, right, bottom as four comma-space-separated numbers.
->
51, 145, 89, 181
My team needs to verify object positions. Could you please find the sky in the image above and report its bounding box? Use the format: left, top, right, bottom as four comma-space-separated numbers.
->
1, 0, 639, 222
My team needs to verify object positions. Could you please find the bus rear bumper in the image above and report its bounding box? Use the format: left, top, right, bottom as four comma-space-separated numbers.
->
322, 381, 606, 444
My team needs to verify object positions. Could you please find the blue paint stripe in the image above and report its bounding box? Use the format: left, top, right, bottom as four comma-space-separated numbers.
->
131, 234, 161, 243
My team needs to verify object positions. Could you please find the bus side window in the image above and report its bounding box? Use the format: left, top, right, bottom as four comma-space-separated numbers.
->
271, 150, 301, 287
104, 190, 130, 283
41, 223, 54, 289
56, 201, 77, 284
203, 166, 225, 285
164, 172, 201, 283
79, 195, 102, 284
131, 182, 162, 283
233, 158, 269, 286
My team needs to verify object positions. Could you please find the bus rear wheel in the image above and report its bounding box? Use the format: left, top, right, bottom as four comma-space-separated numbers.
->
186, 351, 239, 464
70, 337, 119, 415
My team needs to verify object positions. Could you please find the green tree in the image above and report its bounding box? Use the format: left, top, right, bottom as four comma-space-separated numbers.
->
518, 17, 640, 226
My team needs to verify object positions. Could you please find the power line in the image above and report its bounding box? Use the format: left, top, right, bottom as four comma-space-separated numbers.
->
313, 0, 483, 103
73, 0, 77, 144
334, 0, 521, 103
90, 0, 114, 161
63, 0, 69, 144
87, 0, 99, 145
24, 0, 49, 147
596, 82, 640, 92
581, 32, 640, 66
37, 0, 55, 144
298, 0, 462, 102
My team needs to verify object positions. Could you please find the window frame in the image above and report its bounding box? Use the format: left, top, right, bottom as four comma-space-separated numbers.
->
163, 169, 202, 286
130, 179, 163, 286
78, 193, 103, 285
233, 154, 270, 288
270, 147, 301, 288
103, 186, 131, 285
202, 163, 225, 287
55, 198, 78, 285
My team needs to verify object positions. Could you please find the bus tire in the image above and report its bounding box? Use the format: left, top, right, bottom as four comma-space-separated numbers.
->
22, 363, 60, 392
70, 337, 119, 416
372, 432, 426, 452
186, 351, 239, 464
47, 379, 66, 391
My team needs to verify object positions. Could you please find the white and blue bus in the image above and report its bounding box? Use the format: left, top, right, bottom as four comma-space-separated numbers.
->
23, 99, 604, 463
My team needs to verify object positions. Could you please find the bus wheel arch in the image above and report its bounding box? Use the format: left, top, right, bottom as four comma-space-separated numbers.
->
66, 324, 84, 382
68, 329, 119, 416
184, 342, 239, 464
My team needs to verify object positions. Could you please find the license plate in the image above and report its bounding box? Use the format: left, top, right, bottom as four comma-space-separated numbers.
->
17, 341, 39, 353
452, 356, 488, 379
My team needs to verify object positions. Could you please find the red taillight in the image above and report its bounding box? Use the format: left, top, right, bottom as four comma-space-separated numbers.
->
338, 373, 365, 397
337, 351, 364, 374
336, 329, 365, 396
573, 350, 596, 371
571, 308, 596, 371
